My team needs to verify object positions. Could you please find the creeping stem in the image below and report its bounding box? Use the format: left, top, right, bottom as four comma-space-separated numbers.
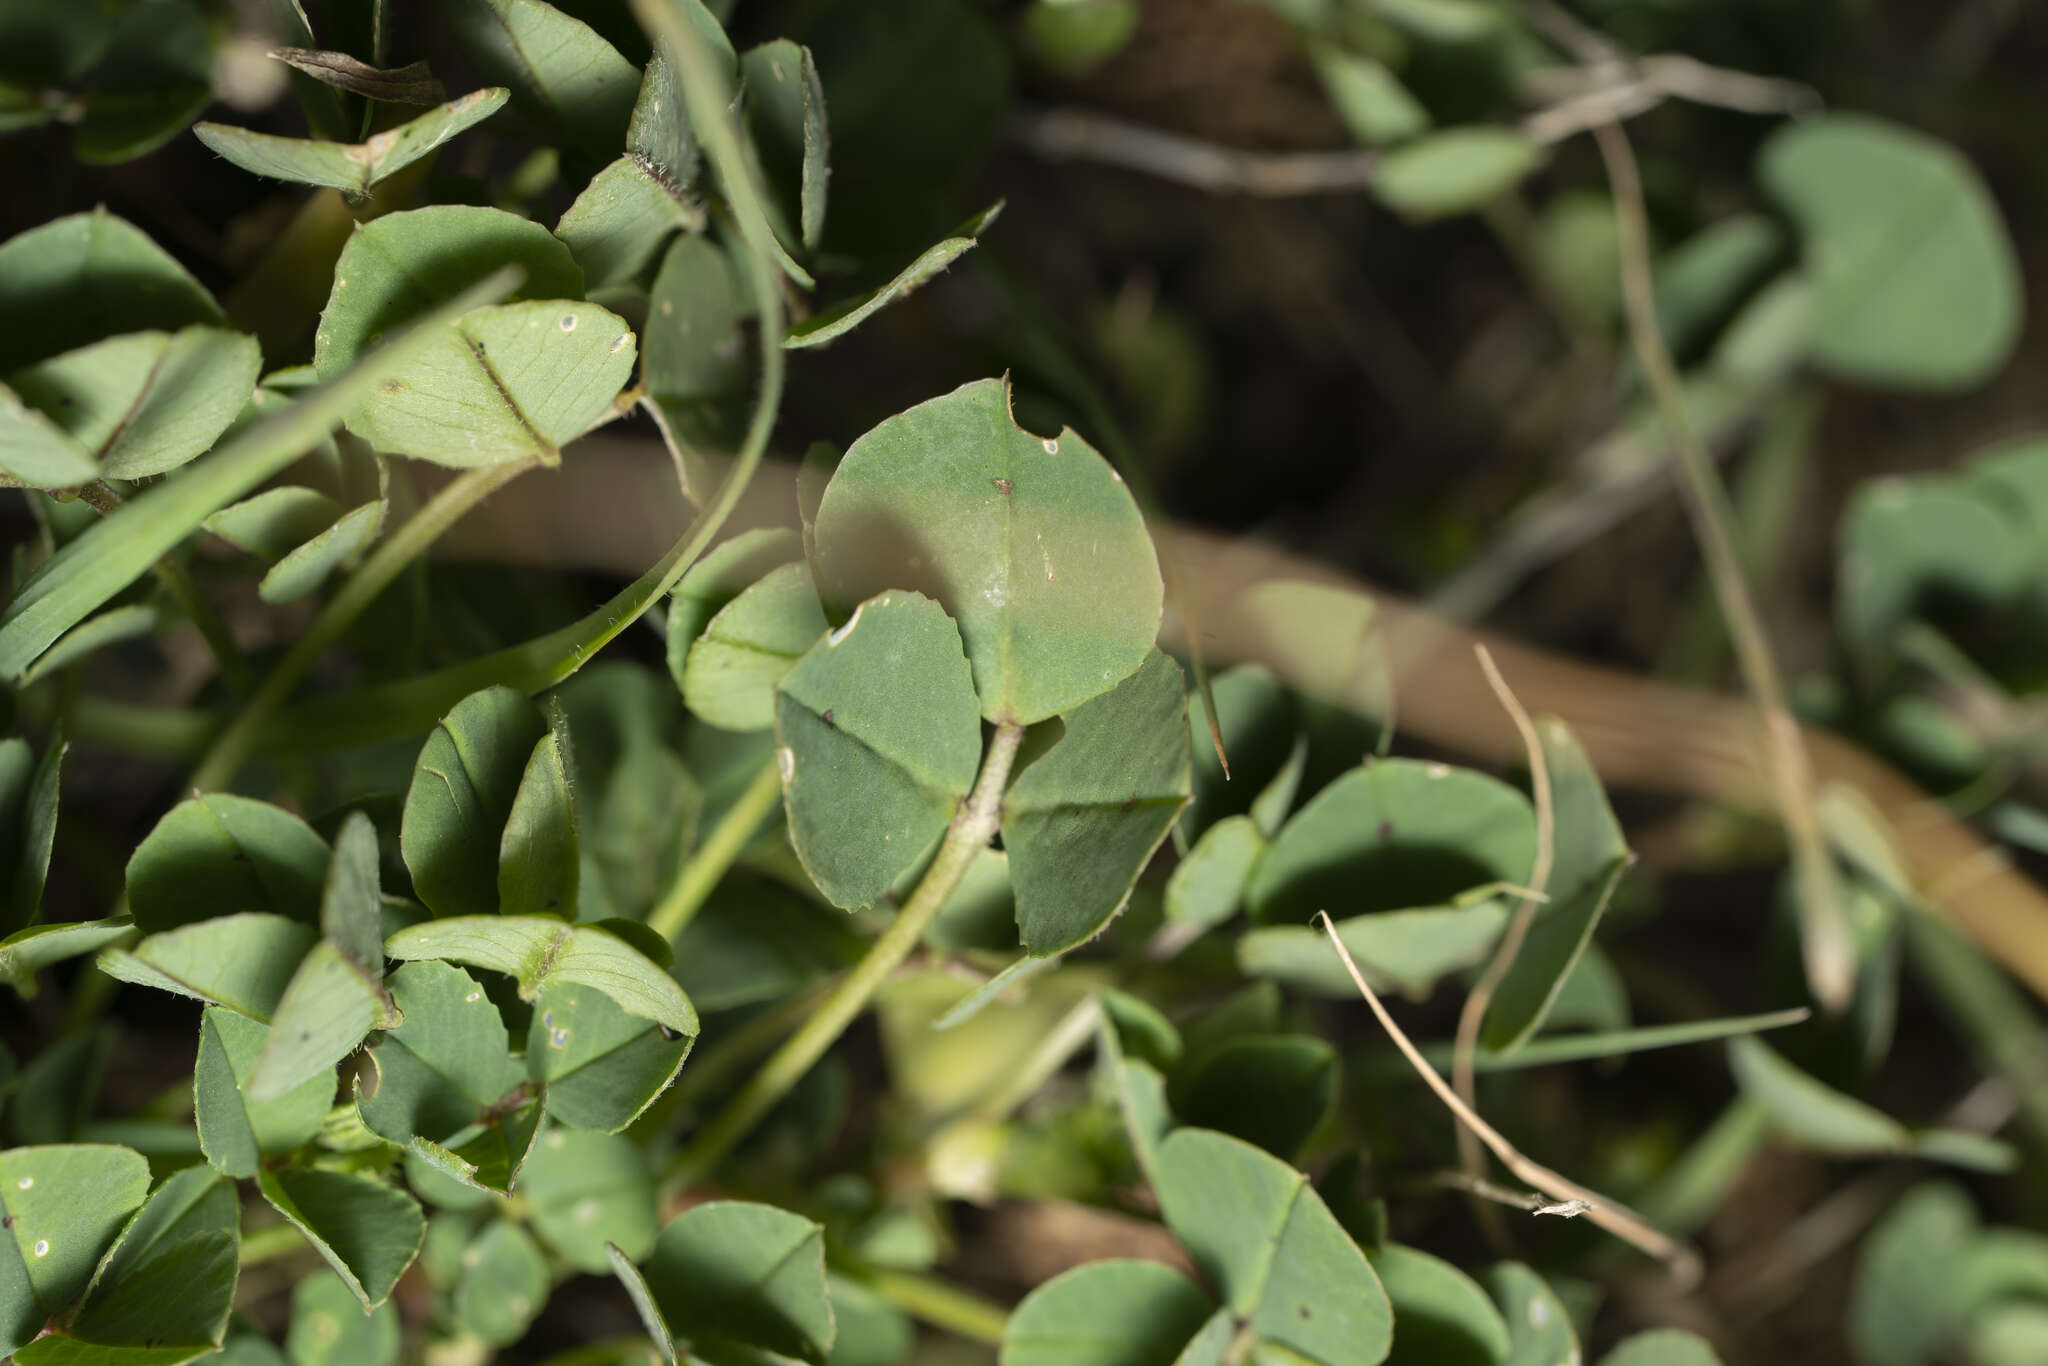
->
665, 721, 1028, 1190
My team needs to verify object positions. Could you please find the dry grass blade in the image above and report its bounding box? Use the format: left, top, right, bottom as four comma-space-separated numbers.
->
1450, 645, 1557, 1242
1315, 911, 1704, 1286
1592, 119, 1855, 1013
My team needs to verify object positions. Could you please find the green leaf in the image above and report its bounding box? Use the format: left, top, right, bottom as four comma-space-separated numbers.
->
1653, 214, 1787, 358
1182, 663, 1304, 841
408, 1098, 543, 1198
1760, 114, 2021, 391
1729, 1037, 2012, 1170
528, 981, 690, 1132
0, 265, 518, 678
257, 1168, 425, 1311
0, 383, 96, 488
499, 706, 580, 919
811, 377, 1164, 725
0, 208, 221, 374
343, 298, 636, 467
126, 794, 328, 934
786, 203, 1002, 350
1598, 1330, 1721, 1366
1837, 476, 2028, 669
100, 913, 317, 1019
1164, 815, 1264, 933
1004, 651, 1190, 954
259, 501, 384, 605
826, 1274, 914, 1366
740, 41, 829, 254
683, 560, 829, 731
0, 736, 62, 934
54, 1166, 238, 1355
1374, 128, 1544, 222
520, 1127, 657, 1272
192, 1006, 333, 1178
320, 810, 386, 973
1484, 1263, 1576, 1366
285, 1273, 399, 1366
354, 961, 526, 1147
666, 529, 803, 691
1483, 719, 1632, 1050
0, 917, 131, 998
192, 88, 509, 198
0, 1144, 150, 1359
1372, 1243, 1509, 1366
670, 876, 861, 1012
643, 232, 750, 470
554, 155, 703, 290
1248, 759, 1536, 924
1240, 899, 1509, 1000
246, 942, 395, 1102
628, 50, 698, 190
775, 591, 983, 910
1099, 986, 1181, 1071
1171, 1034, 1335, 1162
1001, 1258, 1213, 1366
1968, 1303, 2048, 1366
445, 0, 640, 157
402, 685, 549, 919
11, 1026, 106, 1145
17, 603, 164, 690
313, 207, 582, 380
454, 1220, 549, 1346
385, 914, 699, 1036
1729, 1034, 1910, 1152
205, 485, 343, 557
2, 326, 260, 485
620, 1201, 834, 1365
1154, 1129, 1391, 1366
1309, 40, 1429, 146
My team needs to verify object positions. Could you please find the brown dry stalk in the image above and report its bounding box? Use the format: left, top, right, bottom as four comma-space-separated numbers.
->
1591, 118, 1854, 1012
1316, 911, 1704, 1287
1449, 646, 1558, 1244
420, 445, 2048, 1007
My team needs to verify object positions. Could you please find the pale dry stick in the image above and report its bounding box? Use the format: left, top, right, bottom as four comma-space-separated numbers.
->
1593, 120, 1855, 1012
1450, 645, 1558, 1240
1316, 911, 1705, 1287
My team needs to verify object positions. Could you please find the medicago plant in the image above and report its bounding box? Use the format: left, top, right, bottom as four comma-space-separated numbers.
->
2, 1, 2048, 1365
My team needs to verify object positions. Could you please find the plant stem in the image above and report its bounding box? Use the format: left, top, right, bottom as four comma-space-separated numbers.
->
863, 1268, 1010, 1346
188, 460, 532, 791
1593, 120, 1853, 1012
647, 757, 783, 944
238, 1220, 311, 1267
665, 721, 1027, 1190
76, 482, 250, 692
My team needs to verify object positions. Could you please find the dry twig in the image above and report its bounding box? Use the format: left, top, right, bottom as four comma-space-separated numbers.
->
1317, 911, 1704, 1285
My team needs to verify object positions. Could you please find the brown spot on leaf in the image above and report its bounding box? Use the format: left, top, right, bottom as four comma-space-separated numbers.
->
993, 477, 1013, 495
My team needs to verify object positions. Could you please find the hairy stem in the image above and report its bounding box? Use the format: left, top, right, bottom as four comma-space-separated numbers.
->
1593, 120, 1852, 1012
188, 459, 532, 791
647, 757, 784, 944
665, 721, 1028, 1190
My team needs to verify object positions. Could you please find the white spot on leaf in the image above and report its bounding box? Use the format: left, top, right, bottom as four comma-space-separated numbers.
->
778, 747, 795, 784
32, 1240, 48, 1257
